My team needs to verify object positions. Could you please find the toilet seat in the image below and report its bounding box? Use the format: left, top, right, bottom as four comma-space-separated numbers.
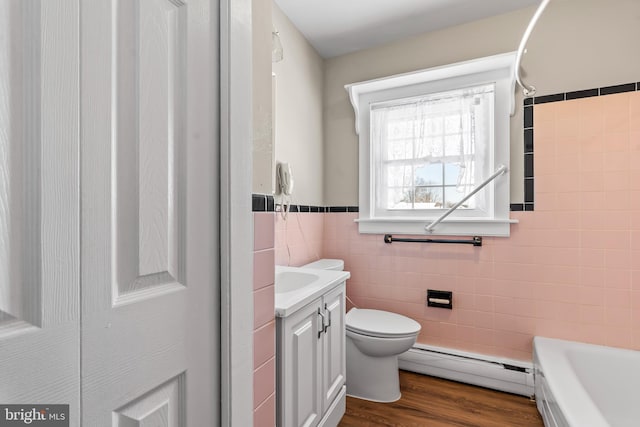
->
346, 308, 421, 339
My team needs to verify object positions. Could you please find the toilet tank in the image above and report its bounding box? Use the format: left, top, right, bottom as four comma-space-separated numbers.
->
302, 258, 344, 271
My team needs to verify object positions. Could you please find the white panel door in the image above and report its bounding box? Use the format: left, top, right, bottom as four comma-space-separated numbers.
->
80, 0, 219, 425
0, 0, 80, 424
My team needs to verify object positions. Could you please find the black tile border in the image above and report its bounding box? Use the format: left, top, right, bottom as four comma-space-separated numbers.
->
566, 88, 599, 100
534, 93, 565, 104
600, 83, 636, 96
521, 81, 640, 212
252, 195, 360, 213
252, 194, 267, 212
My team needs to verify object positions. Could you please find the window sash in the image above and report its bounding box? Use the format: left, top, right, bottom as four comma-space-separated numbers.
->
371, 84, 494, 217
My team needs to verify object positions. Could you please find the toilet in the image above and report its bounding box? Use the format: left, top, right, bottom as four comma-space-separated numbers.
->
345, 308, 420, 402
302, 259, 422, 403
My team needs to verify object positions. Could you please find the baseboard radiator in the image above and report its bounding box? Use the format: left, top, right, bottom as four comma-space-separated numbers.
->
398, 344, 534, 397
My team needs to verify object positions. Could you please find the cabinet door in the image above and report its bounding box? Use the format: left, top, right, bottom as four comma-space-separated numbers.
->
322, 284, 346, 412
281, 299, 323, 427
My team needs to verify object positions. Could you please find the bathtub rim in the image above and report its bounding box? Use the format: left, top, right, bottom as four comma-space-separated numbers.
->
533, 336, 625, 427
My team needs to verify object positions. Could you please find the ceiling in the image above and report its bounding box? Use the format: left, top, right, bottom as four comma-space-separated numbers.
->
274, 0, 540, 58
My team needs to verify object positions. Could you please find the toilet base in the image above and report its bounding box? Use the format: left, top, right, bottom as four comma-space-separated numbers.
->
345, 337, 402, 402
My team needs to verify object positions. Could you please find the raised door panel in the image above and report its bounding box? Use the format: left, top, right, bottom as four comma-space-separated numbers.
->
281, 300, 322, 427
322, 284, 346, 412
114, 0, 186, 300
81, 0, 217, 425
110, 0, 187, 306
113, 373, 185, 427
0, 0, 80, 422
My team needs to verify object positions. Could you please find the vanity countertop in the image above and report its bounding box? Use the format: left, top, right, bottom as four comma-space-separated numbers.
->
275, 265, 350, 317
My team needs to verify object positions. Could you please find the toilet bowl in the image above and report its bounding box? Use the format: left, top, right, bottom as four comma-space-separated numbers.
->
345, 308, 421, 402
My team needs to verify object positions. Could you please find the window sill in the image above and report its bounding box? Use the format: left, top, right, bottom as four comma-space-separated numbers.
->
355, 217, 518, 237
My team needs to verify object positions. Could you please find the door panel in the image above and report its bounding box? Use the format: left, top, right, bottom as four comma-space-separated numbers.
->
282, 301, 322, 427
113, 0, 186, 298
322, 285, 346, 412
81, 0, 218, 425
0, 0, 80, 423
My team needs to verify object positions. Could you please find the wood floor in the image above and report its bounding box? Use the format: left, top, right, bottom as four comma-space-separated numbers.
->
339, 371, 544, 427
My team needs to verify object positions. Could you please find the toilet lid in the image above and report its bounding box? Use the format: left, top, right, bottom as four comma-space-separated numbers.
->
346, 308, 421, 338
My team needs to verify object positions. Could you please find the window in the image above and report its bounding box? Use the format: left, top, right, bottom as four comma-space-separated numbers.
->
347, 52, 517, 236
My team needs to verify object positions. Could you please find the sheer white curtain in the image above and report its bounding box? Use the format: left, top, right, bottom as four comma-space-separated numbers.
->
371, 84, 494, 214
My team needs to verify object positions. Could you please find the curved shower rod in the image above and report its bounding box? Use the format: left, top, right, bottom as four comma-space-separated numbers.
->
515, 0, 551, 97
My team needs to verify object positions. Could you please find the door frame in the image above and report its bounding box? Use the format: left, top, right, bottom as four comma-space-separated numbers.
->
220, 0, 255, 426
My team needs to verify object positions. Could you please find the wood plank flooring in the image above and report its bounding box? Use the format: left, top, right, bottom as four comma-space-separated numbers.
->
339, 370, 544, 427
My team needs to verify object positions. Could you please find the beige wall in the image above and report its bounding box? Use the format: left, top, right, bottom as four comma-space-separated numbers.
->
272, 3, 324, 206
252, 0, 273, 195
323, 0, 640, 205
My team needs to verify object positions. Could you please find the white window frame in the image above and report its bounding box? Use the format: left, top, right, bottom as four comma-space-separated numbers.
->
346, 52, 518, 237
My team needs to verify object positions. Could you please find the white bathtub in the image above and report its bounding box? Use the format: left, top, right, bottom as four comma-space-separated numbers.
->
533, 337, 640, 427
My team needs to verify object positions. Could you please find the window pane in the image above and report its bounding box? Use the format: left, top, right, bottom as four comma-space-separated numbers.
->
416, 137, 443, 158
386, 165, 412, 187
444, 186, 475, 209
444, 163, 462, 186
415, 163, 442, 186
444, 135, 462, 157
414, 187, 443, 209
386, 138, 412, 160
444, 114, 460, 133
426, 117, 442, 135
387, 187, 413, 210
387, 120, 412, 140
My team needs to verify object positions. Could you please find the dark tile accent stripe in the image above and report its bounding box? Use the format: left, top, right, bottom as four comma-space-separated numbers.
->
252, 194, 266, 212
527, 80, 639, 106
524, 179, 534, 204
600, 83, 636, 96
534, 93, 565, 104
328, 206, 348, 213
510, 203, 524, 211
523, 106, 533, 129
271, 202, 327, 213
252, 194, 275, 212
566, 88, 599, 100
262, 202, 359, 213
524, 154, 534, 178
524, 129, 534, 153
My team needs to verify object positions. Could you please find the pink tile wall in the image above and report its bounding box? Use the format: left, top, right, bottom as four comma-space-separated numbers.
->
280, 91, 640, 362
253, 212, 275, 426
275, 212, 325, 267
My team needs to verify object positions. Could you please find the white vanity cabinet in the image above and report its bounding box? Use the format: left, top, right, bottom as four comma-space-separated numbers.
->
277, 282, 346, 427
